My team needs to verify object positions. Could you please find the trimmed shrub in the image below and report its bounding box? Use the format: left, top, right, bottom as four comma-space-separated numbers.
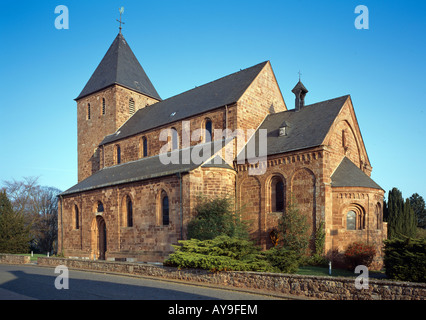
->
164, 235, 301, 273
384, 237, 426, 283
263, 247, 300, 273
301, 254, 329, 267
164, 236, 276, 272
344, 242, 376, 270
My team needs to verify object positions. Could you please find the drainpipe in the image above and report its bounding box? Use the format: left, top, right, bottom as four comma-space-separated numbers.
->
102, 145, 105, 169
177, 172, 184, 240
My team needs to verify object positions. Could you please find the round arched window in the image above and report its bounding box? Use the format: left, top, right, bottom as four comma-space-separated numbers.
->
347, 210, 356, 230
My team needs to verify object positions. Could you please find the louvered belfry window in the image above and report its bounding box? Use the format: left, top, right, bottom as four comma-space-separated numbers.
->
102, 98, 106, 115
87, 103, 91, 120
129, 98, 135, 115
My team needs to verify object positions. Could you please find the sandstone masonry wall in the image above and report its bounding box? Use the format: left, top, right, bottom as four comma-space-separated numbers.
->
77, 85, 160, 182
0, 254, 30, 264
37, 257, 426, 300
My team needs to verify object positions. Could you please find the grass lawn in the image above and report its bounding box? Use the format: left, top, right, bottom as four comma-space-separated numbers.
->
297, 265, 355, 277
297, 265, 387, 279
16, 253, 48, 262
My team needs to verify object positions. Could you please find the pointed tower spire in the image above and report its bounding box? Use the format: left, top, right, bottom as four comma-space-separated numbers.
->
76, 33, 161, 101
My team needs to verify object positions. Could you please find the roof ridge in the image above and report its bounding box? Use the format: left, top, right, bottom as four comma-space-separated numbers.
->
303, 94, 350, 108
151, 61, 269, 105
99, 61, 270, 146
265, 94, 350, 118
114, 33, 122, 83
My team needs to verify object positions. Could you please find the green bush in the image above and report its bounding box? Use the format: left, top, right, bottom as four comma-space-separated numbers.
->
384, 237, 426, 283
164, 235, 302, 273
187, 195, 248, 241
300, 254, 329, 267
344, 242, 376, 270
164, 236, 276, 272
263, 247, 300, 273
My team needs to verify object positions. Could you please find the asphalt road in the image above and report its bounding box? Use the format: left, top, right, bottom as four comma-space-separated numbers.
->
0, 264, 283, 300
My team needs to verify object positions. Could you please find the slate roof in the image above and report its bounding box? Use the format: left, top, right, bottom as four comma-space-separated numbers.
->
201, 155, 234, 170
239, 95, 350, 158
331, 157, 382, 190
99, 61, 269, 146
60, 139, 234, 196
76, 33, 161, 101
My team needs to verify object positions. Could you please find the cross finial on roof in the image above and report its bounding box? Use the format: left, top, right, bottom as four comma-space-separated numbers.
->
116, 7, 125, 34
298, 70, 302, 81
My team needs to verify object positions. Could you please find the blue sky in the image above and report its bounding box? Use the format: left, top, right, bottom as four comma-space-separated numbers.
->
0, 0, 425, 200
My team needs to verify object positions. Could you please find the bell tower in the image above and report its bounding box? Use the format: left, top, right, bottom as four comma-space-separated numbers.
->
291, 74, 308, 111
75, 32, 161, 182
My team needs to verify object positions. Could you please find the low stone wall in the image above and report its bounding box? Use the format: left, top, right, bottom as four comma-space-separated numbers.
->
0, 254, 30, 264
37, 257, 426, 300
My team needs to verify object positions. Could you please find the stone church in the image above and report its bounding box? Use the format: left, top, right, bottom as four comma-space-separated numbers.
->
58, 32, 386, 266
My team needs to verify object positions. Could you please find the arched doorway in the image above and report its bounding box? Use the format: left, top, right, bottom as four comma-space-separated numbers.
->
92, 216, 107, 260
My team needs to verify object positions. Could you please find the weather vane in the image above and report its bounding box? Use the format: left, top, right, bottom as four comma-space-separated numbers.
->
117, 7, 125, 34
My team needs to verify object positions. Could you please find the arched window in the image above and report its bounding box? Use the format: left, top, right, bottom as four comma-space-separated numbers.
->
342, 130, 347, 150
347, 210, 356, 230
171, 128, 178, 150
87, 103, 91, 120
115, 145, 121, 164
271, 176, 285, 212
102, 98, 106, 115
376, 203, 382, 230
205, 119, 212, 142
162, 196, 169, 225
161, 191, 169, 226
275, 181, 284, 211
74, 205, 79, 230
346, 204, 366, 230
127, 196, 133, 227
141, 136, 148, 157
129, 98, 135, 115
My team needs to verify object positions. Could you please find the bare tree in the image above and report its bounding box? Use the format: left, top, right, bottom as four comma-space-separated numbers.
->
2, 177, 61, 254
31, 186, 61, 254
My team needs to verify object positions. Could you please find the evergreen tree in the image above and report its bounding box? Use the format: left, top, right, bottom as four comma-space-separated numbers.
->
383, 197, 389, 222
278, 195, 310, 255
409, 193, 426, 229
387, 188, 417, 239
0, 191, 30, 253
387, 188, 404, 239
400, 199, 417, 238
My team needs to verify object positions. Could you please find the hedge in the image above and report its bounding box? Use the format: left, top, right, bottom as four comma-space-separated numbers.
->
384, 237, 426, 283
